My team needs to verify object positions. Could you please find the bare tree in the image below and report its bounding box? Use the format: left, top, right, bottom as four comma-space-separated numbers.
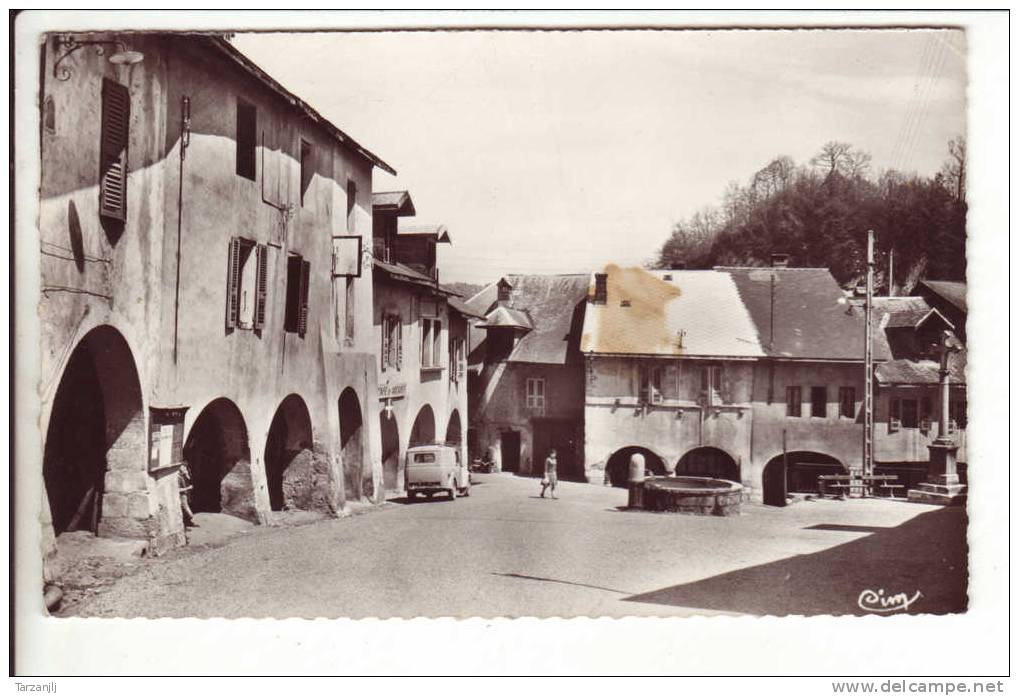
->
940, 135, 966, 202
811, 141, 872, 179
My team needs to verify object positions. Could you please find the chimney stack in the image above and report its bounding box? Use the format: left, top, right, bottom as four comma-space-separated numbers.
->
593, 273, 608, 304
770, 253, 790, 268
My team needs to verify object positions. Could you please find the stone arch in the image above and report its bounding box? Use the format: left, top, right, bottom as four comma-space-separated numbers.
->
339, 387, 366, 502
183, 398, 256, 521
43, 325, 145, 537
264, 394, 314, 511
410, 404, 436, 447
445, 409, 463, 447
380, 410, 401, 492
676, 446, 740, 483
763, 451, 847, 504
606, 446, 668, 488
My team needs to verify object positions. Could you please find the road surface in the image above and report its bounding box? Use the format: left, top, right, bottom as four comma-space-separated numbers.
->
63, 472, 967, 618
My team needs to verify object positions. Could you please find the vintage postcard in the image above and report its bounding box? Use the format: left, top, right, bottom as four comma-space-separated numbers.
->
11, 10, 1009, 678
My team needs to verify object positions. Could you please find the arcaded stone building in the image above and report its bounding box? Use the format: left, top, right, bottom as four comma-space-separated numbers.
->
370, 191, 477, 494
580, 263, 893, 503
465, 274, 590, 480
37, 32, 394, 578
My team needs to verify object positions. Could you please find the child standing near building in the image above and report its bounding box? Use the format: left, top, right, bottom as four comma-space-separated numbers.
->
540, 449, 558, 499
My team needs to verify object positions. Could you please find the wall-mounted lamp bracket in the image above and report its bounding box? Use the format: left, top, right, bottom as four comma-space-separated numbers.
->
53, 35, 142, 81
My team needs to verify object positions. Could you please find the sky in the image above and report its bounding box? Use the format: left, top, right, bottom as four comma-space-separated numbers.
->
234, 29, 967, 285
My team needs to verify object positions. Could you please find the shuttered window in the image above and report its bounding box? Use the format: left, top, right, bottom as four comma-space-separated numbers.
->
236, 99, 256, 180
99, 78, 130, 222
225, 238, 266, 332
786, 386, 802, 417
381, 314, 402, 371
285, 255, 310, 337
344, 276, 355, 342
810, 386, 827, 418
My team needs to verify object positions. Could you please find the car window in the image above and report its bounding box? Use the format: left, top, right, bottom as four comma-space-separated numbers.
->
413, 452, 436, 463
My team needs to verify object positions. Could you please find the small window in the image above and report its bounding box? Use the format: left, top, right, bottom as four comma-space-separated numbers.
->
638, 364, 663, 404
701, 365, 723, 405
413, 452, 436, 464
225, 238, 267, 332
420, 318, 440, 368
786, 386, 802, 417
284, 255, 310, 337
901, 398, 919, 429
300, 139, 314, 206
838, 387, 856, 419
810, 386, 827, 418
449, 335, 464, 384
236, 99, 256, 181
381, 313, 402, 371
889, 397, 902, 433
950, 398, 967, 429
99, 78, 130, 222
526, 377, 546, 413
344, 276, 355, 343
919, 396, 933, 432
346, 179, 357, 233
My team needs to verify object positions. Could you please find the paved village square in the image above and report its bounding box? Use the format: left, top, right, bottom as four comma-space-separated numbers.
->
29, 29, 971, 621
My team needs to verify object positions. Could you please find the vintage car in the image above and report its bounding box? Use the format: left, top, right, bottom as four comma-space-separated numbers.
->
405, 444, 471, 500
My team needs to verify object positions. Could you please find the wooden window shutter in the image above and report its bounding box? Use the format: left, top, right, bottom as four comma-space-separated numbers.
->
297, 259, 311, 337
226, 237, 242, 329
99, 78, 130, 222
381, 316, 390, 371
396, 318, 403, 370
253, 244, 268, 331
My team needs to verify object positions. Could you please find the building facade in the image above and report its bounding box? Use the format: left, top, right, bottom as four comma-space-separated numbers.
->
465, 275, 590, 480
37, 32, 393, 579
371, 191, 474, 494
580, 263, 892, 504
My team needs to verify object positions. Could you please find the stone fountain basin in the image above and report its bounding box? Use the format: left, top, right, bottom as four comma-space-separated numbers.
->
642, 476, 743, 516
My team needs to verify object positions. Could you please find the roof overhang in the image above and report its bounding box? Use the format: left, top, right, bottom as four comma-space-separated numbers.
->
372, 190, 416, 216
207, 35, 397, 175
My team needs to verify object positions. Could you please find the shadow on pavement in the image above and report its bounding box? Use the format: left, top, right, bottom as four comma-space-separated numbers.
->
623, 506, 968, 616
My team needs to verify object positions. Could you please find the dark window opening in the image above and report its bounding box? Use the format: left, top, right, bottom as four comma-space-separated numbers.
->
786, 386, 802, 417
284, 255, 310, 337
300, 139, 313, 206
346, 179, 357, 233
344, 276, 355, 343
810, 386, 827, 418
838, 387, 856, 419
901, 398, 919, 429
99, 78, 130, 222
236, 99, 256, 181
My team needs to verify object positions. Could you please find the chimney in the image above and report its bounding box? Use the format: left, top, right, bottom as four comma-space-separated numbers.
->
770, 253, 790, 268
593, 273, 608, 304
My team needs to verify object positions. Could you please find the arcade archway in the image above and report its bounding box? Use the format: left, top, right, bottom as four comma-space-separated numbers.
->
339, 388, 365, 502
676, 447, 740, 482
184, 398, 255, 520
410, 404, 436, 447
763, 451, 847, 505
265, 394, 313, 511
43, 325, 144, 536
445, 410, 463, 447
606, 446, 667, 488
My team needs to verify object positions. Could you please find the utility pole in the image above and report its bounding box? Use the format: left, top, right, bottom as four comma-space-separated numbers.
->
863, 230, 875, 477
888, 247, 894, 296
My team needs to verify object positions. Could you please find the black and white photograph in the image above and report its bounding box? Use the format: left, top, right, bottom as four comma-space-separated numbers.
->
10, 9, 1009, 680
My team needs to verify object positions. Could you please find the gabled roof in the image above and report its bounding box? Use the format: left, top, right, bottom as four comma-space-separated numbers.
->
581, 267, 765, 358
470, 274, 591, 365
872, 297, 954, 331
372, 190, 416, 216
723, 267, 891, 361
875, 352, 966, 385
202, 35, 396, 175
373, 259, 456, 296
447, 295, 485, 320
398, 221, 451, 244
920, 280, 967, 314
478, 306, 533, 330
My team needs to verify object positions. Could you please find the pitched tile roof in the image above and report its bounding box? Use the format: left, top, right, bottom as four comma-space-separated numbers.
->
478, 305, 533, 330
920, 280, 967, 313
397, 221, 451, 243
723, 267, 891, 361
469, 274, 591, 365
373, 259, 456, 296
875, 353, 966, 385
371, 190, 416, 216
580, 267, 765, 358
872, 297, 954, 331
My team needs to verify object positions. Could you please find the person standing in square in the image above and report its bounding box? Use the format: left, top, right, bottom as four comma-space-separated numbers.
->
540, 449, 558, 499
